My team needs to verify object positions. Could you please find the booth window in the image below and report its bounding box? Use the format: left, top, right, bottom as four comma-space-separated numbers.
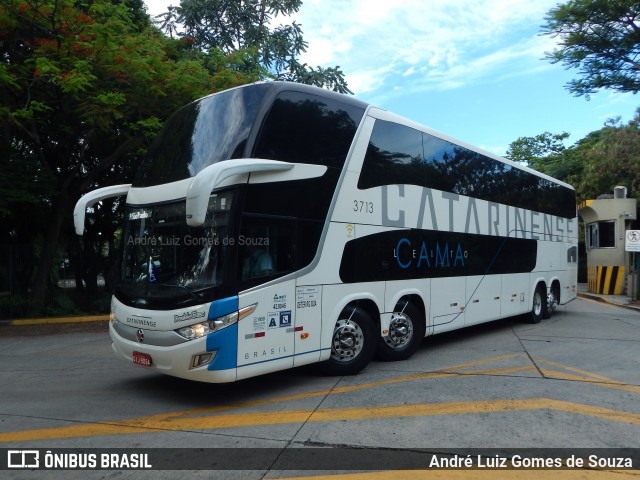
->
586, 221, 616, 248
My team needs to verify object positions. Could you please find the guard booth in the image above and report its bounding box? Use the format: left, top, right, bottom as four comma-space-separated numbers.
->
578, 186, 637, 295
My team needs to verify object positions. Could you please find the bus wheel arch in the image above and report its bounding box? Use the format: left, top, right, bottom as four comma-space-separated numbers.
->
376, 295, 426, 361
322, 300, 378, 375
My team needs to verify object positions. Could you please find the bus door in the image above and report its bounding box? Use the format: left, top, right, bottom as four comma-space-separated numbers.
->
293, 285, 323, 367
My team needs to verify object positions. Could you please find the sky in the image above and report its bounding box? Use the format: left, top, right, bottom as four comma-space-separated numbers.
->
144, 0, 638, 156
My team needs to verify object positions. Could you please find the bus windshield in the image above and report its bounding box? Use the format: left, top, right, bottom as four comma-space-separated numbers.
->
119, 189, 236, 304
133, 83, 269, 187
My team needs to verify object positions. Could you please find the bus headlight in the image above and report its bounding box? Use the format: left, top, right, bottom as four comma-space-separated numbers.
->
174, 304, 256, 340
176, 312, 238, 340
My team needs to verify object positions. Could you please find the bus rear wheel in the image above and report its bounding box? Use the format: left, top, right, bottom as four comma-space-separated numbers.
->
322, 306, 376, 375
528, 284, 548, 324
546, 283, 560, 318
376, 301, 425, 361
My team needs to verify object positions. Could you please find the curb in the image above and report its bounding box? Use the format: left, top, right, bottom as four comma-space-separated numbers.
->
577, 292, 640, 312
0, 314, 110, 327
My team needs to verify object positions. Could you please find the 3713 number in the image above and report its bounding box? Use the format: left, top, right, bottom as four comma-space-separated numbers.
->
353, 200, 374, 213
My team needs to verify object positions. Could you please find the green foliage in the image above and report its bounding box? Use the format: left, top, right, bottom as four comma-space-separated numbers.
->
0, 0, 263, 300
158, 0, 351, 93
507, 111, 640, 202
0, 293, 78, 318
572, 113, 640, 200
506, 132, 570, 165
1, 0, 344, 308
542, 0, 640, 97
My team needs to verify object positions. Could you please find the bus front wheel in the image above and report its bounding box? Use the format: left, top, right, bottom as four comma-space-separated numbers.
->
376, 301, 425, 361
322, 306, 376, 375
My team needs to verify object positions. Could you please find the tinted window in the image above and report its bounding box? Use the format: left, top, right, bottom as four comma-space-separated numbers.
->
243, 169, 340, 220
133, 84, 269, 187
241, 166, 341, 276
358, 121, 424, 189
253, 91, 364, 168
237, 215, 324, 290
358, 119, 576, 219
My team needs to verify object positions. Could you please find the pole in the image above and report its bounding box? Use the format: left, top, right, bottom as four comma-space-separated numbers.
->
636, 252, 639, 302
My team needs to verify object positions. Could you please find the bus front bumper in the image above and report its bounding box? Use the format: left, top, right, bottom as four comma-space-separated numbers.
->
109, 322, 237, 383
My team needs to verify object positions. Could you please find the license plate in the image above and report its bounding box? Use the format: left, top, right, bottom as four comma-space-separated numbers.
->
133, 351, 152, 367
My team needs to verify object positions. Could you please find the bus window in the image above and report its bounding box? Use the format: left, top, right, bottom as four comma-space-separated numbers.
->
357, 120, 424, 189
239, 216, 296, 288
253, 91, 363, 169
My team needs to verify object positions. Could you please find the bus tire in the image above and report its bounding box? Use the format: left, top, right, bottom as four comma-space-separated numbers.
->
321, 306, 376, 376
376, 301, 425, 361
546, 283, 560, 318
528, 284, 547, 324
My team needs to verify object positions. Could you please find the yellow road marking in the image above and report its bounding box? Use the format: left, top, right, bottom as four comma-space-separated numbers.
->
536, 358, 640, 395
125, 355, 538, 421
1, 354, 638, 443
1, 397, 639, 443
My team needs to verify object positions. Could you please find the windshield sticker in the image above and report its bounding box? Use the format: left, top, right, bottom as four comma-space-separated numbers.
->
128, 210, 151, 220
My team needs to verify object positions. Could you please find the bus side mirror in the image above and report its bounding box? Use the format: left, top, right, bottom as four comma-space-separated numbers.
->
185, 159, 294, 227
73, 184, 132, 235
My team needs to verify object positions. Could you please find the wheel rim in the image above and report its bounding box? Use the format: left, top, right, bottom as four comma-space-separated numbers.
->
386, 313, 414, 349
533, 290, 542, 316
548, 291, 558, 312
331, 319, 364, 362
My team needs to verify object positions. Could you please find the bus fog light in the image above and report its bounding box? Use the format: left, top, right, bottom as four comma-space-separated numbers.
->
191, 352, 216, 369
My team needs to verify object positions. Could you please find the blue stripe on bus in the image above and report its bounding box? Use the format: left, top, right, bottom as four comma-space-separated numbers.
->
206, 323, 238, 370
208, 296, 239, 319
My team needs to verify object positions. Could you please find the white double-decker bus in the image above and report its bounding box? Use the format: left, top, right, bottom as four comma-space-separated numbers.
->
74, 81, 577, 382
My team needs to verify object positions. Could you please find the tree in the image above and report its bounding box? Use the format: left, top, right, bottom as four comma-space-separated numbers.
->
542, 0, 640, 97
506, 131, 585, 186
0, 0, 260, 300
506, 131, 570, 166
157, 0, 352, 93
572, 112, 640, 199
507, 111, 640, 202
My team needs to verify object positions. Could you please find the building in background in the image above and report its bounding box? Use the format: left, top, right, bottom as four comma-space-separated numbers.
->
578, 187, 637, 295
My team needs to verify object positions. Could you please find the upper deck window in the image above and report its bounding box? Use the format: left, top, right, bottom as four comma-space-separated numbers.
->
253, 91, 364, 169
358, 119, 576, 219
133, 84, 269, 187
